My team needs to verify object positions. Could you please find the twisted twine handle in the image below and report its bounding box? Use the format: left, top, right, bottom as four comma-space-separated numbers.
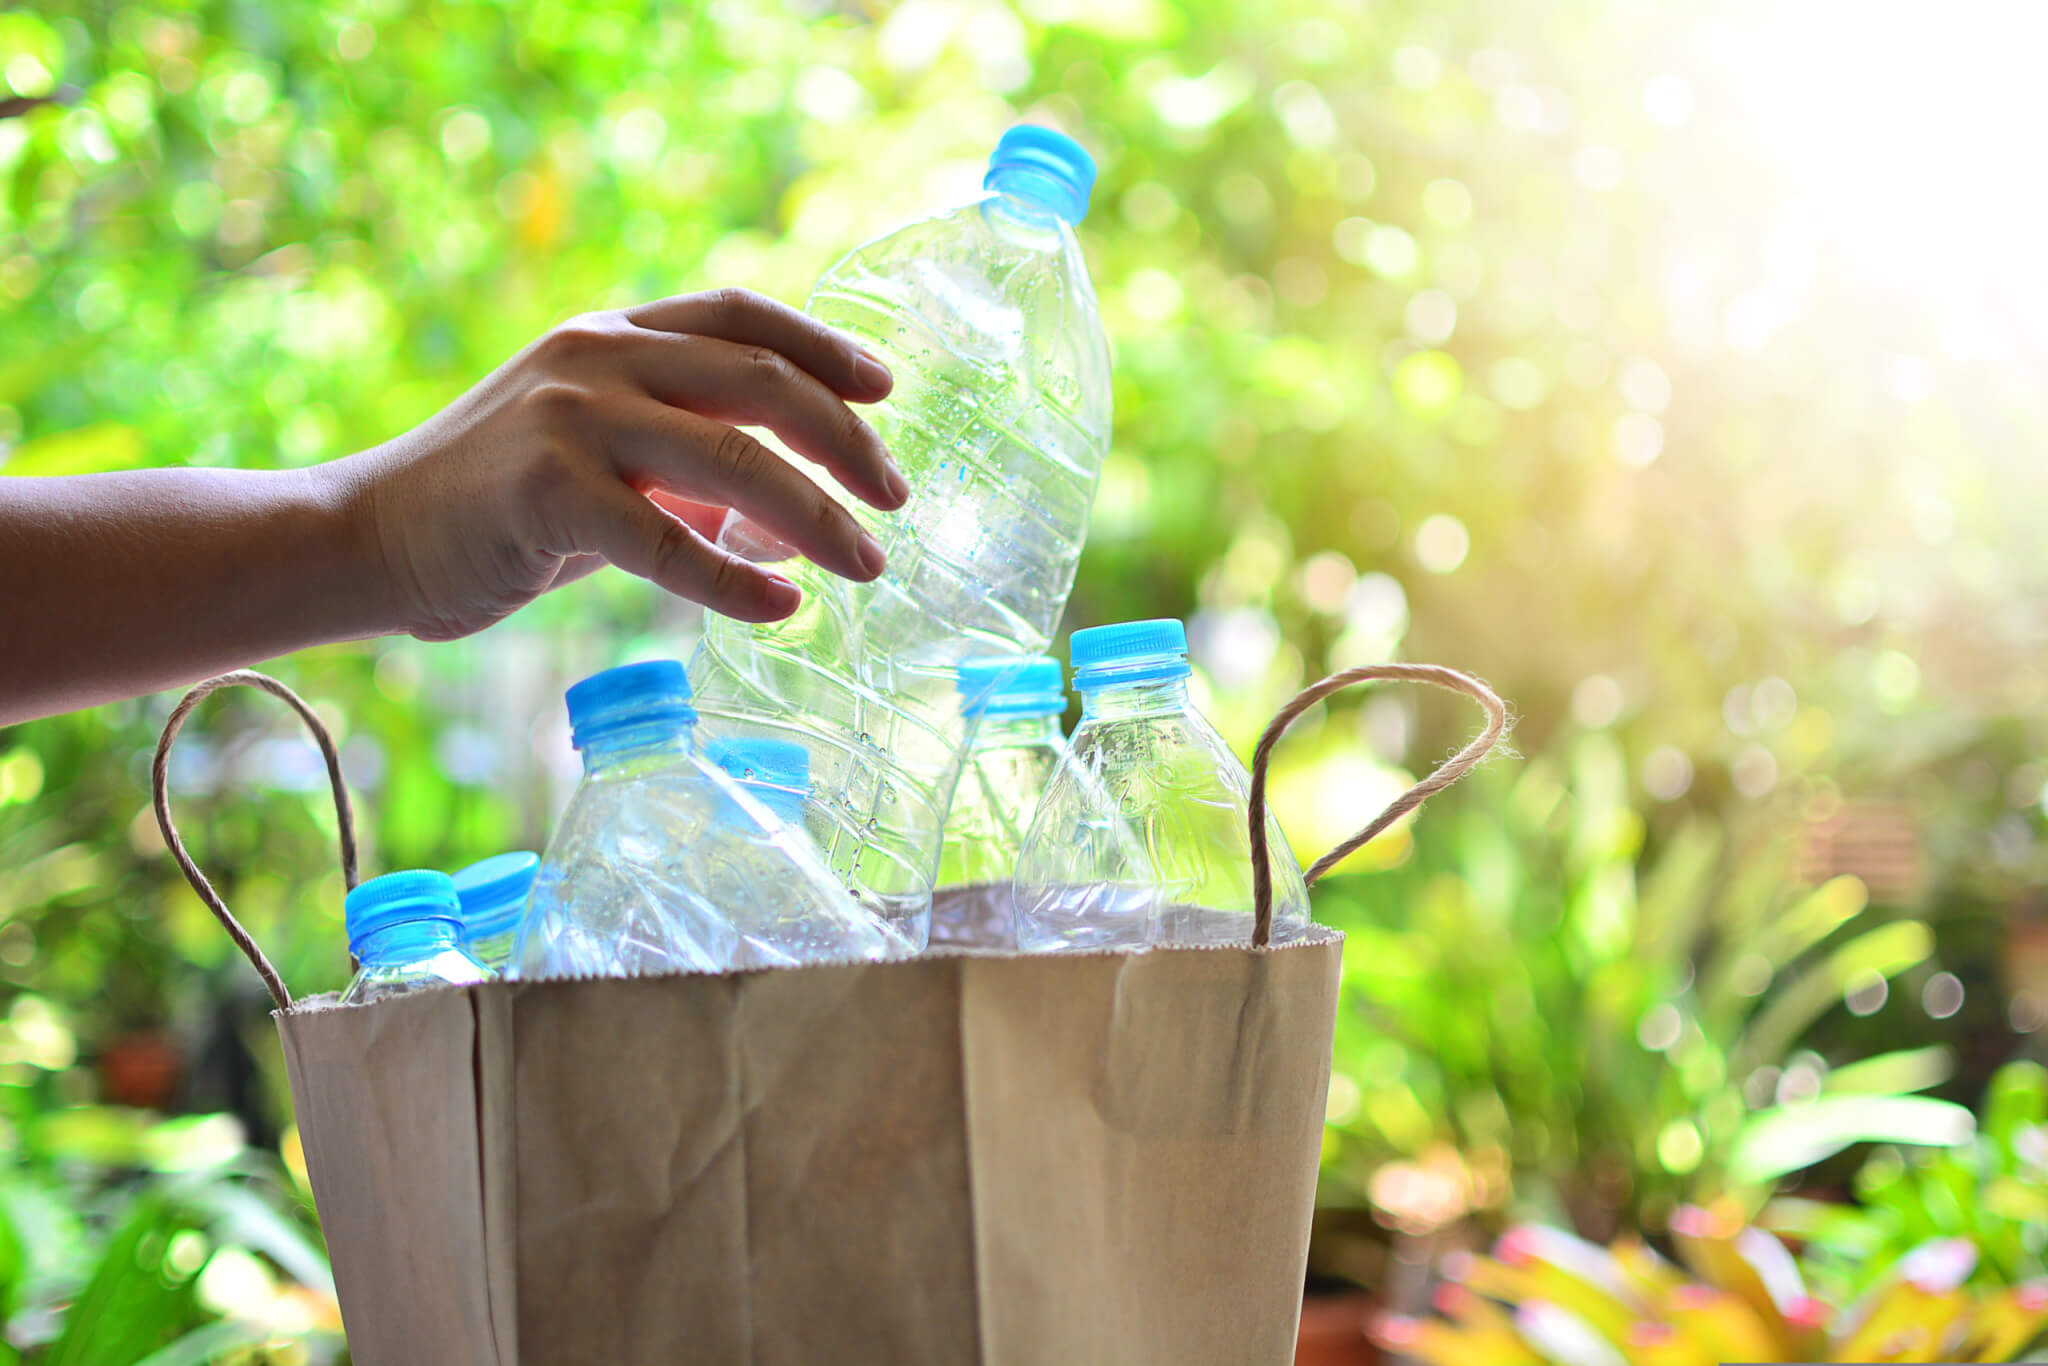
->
152, 671, 362, 1011
1248, 664, 1509, 947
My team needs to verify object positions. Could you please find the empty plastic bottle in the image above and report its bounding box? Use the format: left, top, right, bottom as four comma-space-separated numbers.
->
341, 870, 492, 1005
936, 657, 1067, 944
453, 851, 539, 974
1013, 619, 1312, 951
689, 124, 1113, 943
514, 661, 914, 979
706, 736, 812, 825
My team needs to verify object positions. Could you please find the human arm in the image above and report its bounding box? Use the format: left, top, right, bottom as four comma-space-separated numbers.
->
0, 289, 906, 725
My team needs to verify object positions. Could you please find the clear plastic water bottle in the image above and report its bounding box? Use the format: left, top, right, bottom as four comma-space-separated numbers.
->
936, 657, 1067, 944
1013, 619, 1312, 951
514, 661, 914, 979
689, 125, 1113, 943
340, 870, 492, 1005
706, 736, 811, 826
452, 851, 538, 974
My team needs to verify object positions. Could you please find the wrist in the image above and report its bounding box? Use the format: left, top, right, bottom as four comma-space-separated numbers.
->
297, 453, 406, 641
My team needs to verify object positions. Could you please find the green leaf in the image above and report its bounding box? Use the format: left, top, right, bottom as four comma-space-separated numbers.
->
0, 1181, 25, 1320
1739, 875, 1870, 985
1824, 1045, 1955, 1097
131, 1318, 269, 1366
42, 1188, 204, 1366
1633, 816, 1722, 972
1984, 1061, 2048, 1150
1735, 920, 1933, 1071
182, 1180, 334, 1295
32, 1106, 152, 1167
1730, 1095, 1975, 1184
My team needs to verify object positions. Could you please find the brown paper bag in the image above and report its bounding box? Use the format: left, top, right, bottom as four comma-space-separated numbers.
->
153, 664, 1505, 1365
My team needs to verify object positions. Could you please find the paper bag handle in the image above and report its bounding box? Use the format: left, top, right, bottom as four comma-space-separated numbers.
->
152, 670, 363, 1010
1247, 664, 1509, 948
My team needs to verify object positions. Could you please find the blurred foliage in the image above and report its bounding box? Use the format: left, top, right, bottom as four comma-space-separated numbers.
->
4, 0, 2048, 1339
1311, 737, 1981, 1242
0, 1073, 340, 1361
1769, 1062, 2048, 1307
1383, 1211, 2048, 1364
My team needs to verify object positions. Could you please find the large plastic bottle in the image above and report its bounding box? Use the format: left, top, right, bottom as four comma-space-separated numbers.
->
935, 656, 1067, 945
1012, 619, 1312, 951
514, 661, 914, 979
452, 851, 538, 975
706, 736, 812, 826
688, 125, 1113, 945
341, 870, 492, 1005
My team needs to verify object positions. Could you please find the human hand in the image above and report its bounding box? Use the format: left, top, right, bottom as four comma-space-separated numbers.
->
331, 288, 908, 641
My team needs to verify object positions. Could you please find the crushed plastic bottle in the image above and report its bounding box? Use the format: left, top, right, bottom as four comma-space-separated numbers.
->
706, 736, 812, 826
1013, 619, 1312, 951
514, 661, 915, 979
341, 870, 492, 1005
453, 851, 538, 974
935, 656, 1067, 945
689, 125, 1113, 944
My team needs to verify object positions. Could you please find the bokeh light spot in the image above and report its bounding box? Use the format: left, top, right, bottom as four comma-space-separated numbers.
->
1571, 674, 1624, 729
1637, 1002, 1683, 1052
1390, 45, 1442, 92
1393, 349, 1461, 413
1656, 1119, 1703, 1174
1922, 972, 1964, 1020
1414, 514, 1470, 574
1404, 289, 1456, 344
1845, 970, 1889, 1017
1421, 178, 1471, 227
1642, 746, 1694, 802
1365, 224, 1420, 279
1612, 413, 1664, 468
1731, 745, 1778, 798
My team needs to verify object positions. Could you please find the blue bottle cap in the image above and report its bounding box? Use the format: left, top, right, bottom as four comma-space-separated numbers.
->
344, 870, 462, 954
983, 125, 1096, 225
452, 851, 539, 941
564, 660, 695, 750
1069, 618, 1191, 691
956, 655, 1067, 718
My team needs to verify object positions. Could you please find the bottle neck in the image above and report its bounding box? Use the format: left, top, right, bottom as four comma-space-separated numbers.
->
969, 712, 1066, 749
461, 896, 524, 942
981, 192, 1067, 251
580, 721, 693, 775
355, 918, 460, 967
1077, 676, 1191, 721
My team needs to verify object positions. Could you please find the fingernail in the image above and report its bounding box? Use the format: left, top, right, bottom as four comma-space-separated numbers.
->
856, 532, 888, 578
763, 574, 801, 615
883, 465, 911, 506
854, 349, 892, 394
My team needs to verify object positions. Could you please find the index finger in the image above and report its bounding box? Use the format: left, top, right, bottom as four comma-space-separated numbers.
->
624, 288, 894, 403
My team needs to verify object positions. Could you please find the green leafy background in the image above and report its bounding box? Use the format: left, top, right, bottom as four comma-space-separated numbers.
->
3, 0, 2047, 1353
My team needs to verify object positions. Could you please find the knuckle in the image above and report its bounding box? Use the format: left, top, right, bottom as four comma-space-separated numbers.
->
712, 425, 767, 484
524, 380, 594, 426
741, 344, 796, 387
706, 549, 751, 603
809, 488, 845, 539
839, 401, 875, 449
538, 312, 621, 367
649, 511, 698, 578
704, 286, 766, 324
